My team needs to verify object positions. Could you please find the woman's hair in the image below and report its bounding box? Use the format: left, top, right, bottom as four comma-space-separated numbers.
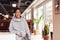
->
14, 8, 21, 13
14, 8, 22, 17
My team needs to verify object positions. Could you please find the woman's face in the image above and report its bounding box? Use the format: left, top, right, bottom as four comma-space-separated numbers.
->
15, 9, 21, 18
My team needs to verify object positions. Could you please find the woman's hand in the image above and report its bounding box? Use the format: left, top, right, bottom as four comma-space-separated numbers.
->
23, 37, 28, 40
23, 37, 30, 40
17, 32, 22, 37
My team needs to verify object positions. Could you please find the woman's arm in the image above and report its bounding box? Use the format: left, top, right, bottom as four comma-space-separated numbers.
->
23, 19, 31, 40
9, 21, 19, 35
9, 20, 24, 37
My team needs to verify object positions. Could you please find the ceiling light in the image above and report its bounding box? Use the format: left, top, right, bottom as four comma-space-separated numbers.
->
0, 13, 2, 15
4, 15, 9, 18
12, 4, 16, 7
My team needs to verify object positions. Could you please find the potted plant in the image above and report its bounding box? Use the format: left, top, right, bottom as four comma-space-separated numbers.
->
43, 24, 49, 40
33, 14, 43, 35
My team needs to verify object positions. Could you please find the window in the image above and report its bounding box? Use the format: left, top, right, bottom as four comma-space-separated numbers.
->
28, 12, 32, 20
26, 14, 29, 20
45, 1, 53, 32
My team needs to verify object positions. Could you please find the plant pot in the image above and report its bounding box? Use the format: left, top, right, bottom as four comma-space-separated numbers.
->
44, 35, 49, 40
33, 30, 38, 35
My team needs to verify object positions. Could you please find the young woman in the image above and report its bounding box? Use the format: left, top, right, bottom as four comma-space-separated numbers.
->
9, 8, 31, 40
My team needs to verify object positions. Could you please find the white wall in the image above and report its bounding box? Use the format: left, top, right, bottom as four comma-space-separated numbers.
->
53, 0, 60, 40
53, 13, 60, 40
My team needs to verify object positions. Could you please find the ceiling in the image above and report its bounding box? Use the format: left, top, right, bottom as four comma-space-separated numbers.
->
0, 0, 33, 16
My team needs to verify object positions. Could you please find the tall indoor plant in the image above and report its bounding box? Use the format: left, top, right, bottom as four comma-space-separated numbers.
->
43, 24, 49, 40
33, 14, 43, 35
